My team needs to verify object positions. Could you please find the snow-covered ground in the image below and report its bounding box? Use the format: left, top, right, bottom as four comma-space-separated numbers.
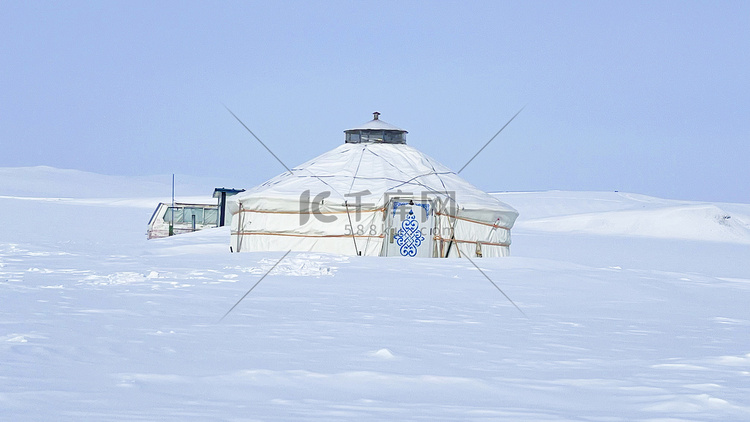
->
1, 167, 749, 421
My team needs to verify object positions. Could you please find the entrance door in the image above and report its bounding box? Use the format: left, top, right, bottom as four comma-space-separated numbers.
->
383, 198, 434, 257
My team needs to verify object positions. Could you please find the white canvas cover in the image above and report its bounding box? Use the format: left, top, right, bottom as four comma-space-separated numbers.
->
229, 143, 518, 257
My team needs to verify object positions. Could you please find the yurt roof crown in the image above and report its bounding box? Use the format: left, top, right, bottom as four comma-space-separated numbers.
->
344, 111, 407, 144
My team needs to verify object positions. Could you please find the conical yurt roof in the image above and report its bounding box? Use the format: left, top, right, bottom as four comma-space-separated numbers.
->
236, 142, 516, 217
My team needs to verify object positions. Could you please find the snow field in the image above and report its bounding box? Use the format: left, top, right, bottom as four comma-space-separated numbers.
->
1, 168, 749, 421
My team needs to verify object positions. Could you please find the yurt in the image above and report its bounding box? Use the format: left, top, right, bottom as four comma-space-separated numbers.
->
229, 113, 518, 258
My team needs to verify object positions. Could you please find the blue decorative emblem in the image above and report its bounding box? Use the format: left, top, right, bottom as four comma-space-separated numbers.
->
393, 210, 425, 257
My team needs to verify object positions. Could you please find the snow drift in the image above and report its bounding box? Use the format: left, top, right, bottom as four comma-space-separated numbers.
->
502, 191, 750, 244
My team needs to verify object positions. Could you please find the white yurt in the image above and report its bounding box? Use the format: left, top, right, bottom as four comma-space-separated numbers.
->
229, 113, 518, 258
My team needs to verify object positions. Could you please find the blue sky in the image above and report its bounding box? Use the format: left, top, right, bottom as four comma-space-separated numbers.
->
2, 1, 748, 203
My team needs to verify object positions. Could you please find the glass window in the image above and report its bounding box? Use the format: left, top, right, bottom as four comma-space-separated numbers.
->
161, 207, 171, 223
163, 207, 184, 223
346, 130, 405, 144
163, 206, 220, 225
362, 131, 384, 143
346, 132, 361, 143
184, 207, 204, 225
384, 132, 406, 143
204, 208, 218, 225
